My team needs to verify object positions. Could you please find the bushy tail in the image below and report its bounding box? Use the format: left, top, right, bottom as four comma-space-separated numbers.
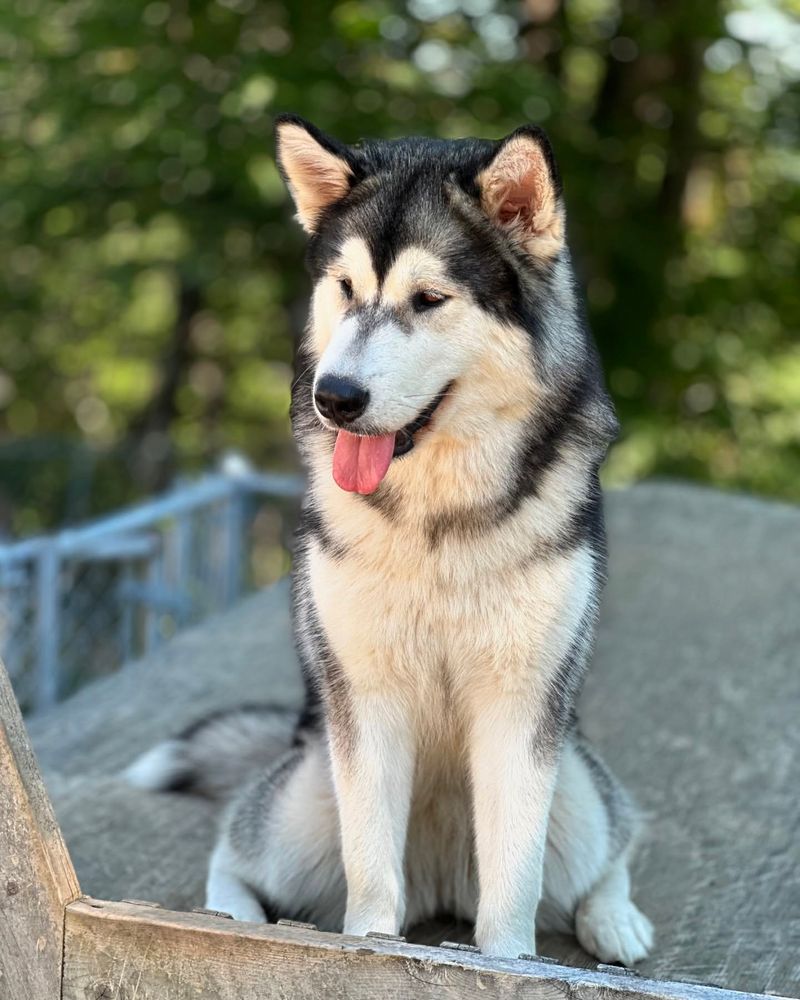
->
124, 704, 299, 801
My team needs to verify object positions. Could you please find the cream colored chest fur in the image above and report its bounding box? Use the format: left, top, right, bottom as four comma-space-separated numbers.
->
308, 483, 595, 741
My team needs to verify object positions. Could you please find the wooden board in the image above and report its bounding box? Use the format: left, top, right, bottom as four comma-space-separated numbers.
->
62, 898, 772, 1000
0, 659, 80, 1000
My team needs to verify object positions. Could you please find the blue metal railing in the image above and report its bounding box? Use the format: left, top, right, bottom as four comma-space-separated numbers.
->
0, 465, 303, 713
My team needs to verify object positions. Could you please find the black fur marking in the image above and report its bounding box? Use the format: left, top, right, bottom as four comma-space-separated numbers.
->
160, 704, 300, 796
301, 505, 348, 561
176, 703, 291, 742
265, 747, 305, 790
228, 747, 304, 860
425, 378, 613, 550
290, 540, 355, 758
513, 469, 607, 569
290, 342, 331, 471
289, 545, 326, 744
253, 891, 317, 926
575, 470, 609, 583
293, 697, 323, 746
323, 655, 356, 759
573, 734, 635, 858
351, 302, 409, 342
390, 381, 452, 458
155, 766, 196, 795
532, 603, 599, 759
512, 392, 586, 494
359, 483, 400, 520
442, 183, 556, 330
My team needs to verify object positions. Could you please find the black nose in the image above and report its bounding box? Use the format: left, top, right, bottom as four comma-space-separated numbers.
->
314, 375, 370, 426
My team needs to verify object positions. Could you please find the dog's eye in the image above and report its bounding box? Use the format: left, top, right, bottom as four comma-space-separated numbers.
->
413, 290, 448, 311
338, 278, 353, 301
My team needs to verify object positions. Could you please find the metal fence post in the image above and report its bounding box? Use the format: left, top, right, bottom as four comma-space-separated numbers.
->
174, 513, 193, 624
144, 542, 164, 653
35, 543, 60, 712
223, 487, 246, 607
119, 564, 135, 663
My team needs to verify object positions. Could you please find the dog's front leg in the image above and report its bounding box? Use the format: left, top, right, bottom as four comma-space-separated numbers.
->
329, 692, 415, 937
469, 695, 562, 958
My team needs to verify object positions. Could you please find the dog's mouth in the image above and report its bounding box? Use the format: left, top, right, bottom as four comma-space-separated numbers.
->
392, 384, 451, 458
331, 383, 451, 495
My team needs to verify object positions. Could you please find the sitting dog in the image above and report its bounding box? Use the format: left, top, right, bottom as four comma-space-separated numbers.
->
128, 115, 654, 965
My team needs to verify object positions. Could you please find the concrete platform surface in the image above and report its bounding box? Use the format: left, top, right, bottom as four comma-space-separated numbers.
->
27, 482, 800, 996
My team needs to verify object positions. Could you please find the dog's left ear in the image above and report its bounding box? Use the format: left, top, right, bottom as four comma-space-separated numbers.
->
274, 114, 359, 233
477, 126, 564, 259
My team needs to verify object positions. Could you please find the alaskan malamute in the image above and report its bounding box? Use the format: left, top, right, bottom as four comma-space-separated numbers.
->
128, 115, 653, 965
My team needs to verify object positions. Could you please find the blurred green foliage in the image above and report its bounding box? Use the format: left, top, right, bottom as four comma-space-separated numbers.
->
1, 0, 798, 535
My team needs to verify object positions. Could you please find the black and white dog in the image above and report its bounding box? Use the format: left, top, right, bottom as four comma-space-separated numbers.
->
128, 116, 654, 965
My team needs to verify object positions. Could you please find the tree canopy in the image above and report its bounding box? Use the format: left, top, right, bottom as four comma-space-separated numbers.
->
1, 0, 798, 535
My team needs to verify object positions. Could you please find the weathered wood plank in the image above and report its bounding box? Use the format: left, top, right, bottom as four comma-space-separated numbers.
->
63, 899, 771, 1000
0, 659, 80, 1000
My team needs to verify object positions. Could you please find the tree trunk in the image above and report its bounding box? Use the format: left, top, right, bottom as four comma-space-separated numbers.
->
126, 279, 201, 494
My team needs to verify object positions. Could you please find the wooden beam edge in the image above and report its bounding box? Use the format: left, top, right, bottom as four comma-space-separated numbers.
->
0, 659, 81, 1000
65, 898, 781, 1000
0, 661, 80, 901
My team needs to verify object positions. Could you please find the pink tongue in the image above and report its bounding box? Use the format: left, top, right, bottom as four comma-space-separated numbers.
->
332, 430, 396, 494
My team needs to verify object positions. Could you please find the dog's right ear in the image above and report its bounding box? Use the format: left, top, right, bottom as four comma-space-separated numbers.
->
274, 115, 358, 233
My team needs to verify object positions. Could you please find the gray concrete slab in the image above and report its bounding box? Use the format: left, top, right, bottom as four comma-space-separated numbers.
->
27, 482, 800, 996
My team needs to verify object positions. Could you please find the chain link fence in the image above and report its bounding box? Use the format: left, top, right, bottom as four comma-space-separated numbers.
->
0, 467, 302, 715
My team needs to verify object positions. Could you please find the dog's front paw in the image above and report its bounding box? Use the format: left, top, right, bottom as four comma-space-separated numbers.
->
575, 896, 654, 967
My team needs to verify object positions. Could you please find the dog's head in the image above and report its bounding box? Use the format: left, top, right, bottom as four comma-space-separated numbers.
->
276, 115, 606, 496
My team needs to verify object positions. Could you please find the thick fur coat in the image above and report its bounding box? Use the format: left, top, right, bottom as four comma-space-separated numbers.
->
127, 117, 653, 966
